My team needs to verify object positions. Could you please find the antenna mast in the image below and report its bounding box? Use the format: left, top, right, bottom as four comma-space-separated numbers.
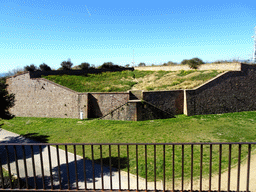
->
132, 49, 135, 67
252, 26, 256, 63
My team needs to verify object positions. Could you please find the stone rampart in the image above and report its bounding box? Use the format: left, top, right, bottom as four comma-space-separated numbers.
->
184, 64, 256, 116
143, 90, 184, 115
5, 63, 256, 120
101, 100, 173, 121
135, 63, 241, 71
88, 92, 129, 118
6, 73, 88, 119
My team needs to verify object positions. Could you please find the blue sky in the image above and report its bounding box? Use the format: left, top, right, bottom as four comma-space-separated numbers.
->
0, 0, 256, 73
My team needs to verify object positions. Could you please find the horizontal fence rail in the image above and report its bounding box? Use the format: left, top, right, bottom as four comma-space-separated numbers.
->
0, 142, 255, 191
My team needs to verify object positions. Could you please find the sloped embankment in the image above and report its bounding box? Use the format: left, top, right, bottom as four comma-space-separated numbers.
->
42, 69, 225, 92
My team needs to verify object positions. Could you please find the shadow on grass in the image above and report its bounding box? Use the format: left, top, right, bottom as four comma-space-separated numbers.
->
94, 157, 128, 169
19, 133, 49, 143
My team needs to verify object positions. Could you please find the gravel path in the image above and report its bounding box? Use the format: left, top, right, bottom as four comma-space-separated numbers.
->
0, 128, 255, 191
0, 129, 163, 190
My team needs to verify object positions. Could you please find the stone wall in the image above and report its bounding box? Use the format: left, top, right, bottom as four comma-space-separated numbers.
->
6, 73, 88, 119
88, 92, 129, 118
135, 63, 241, 72
142, 90, 184, 115
102, 100, 173, 121
185, 64, 256, 116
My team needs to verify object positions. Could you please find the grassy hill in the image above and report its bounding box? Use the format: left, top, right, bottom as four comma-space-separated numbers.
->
42, 69, 224, 92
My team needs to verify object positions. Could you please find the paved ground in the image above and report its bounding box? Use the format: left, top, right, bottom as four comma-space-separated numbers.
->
0, 129, 163, 190
0, 128, 255, 191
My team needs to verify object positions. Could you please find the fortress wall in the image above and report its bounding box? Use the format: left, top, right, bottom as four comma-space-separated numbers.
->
6, 73, 88, 119
88, 92, 129, 118
143, 90, 184, 115
185, 64, 256, 116
135, 63, 241, 72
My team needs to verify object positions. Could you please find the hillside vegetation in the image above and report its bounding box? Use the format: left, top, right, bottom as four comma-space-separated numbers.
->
42, 69, 224, 92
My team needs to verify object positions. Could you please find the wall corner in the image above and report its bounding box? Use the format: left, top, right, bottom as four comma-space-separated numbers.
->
183, 90, 188, 115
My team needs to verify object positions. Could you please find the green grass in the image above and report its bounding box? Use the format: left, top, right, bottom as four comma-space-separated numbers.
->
1, 111, 256, 184
42, 69, 223, 92
177, 70, 195, 76
43, 70, 155, 92
189, 70, 220, 81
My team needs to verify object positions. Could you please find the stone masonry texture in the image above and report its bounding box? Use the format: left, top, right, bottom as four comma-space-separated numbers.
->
185, 64, 256, 116
143, 90, 184, 115
6, 72, 88, 119
88, 92, 129, 118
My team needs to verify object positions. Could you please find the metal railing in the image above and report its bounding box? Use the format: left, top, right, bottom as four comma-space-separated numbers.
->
0, 142, 254, 191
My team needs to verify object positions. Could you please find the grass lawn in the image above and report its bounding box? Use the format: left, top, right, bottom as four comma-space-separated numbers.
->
42, 69, 222, 92
1, 111, 256, 184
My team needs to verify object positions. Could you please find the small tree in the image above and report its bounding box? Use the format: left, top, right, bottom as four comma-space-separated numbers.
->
187, 57, 204, 69
39, 63, 51, 71
138, 62, 146, 67
79, 62, 90, 70
60, 60, 73, 70
0, 77, 15, 119
24, 64, 37, 72
100, 62, 114, 69
181, 59, 189, 65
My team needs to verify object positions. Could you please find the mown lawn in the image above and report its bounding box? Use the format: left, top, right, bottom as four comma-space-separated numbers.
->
1, 111, 256, 183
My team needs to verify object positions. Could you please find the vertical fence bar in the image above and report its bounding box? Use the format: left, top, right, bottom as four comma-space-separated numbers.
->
118, 145, 121, 190
56, 145, 62, 190
65, 145, 70, 190
39, 145, 45, 190
47, 145, 53, 190
209, 144, 212, 192
136, 145, 139, 191
13, 145, 20, 189
30, 145, 37, 189
0, 156, 3, 189
154, 144, 156, 191
127, 145, 130, 191
237, 144, 241, 192
228, 144, 231, 192
91, 145, 95, 190
182, 144, 184, 192
21, 145, 28, 189
191, 144, 193, 192
246, 144, 251, 192
218, 144, 222, 192
74, 145, 79, 190
82, 145, 87, 190
200, 144, 203, 192
145, 145, 147, 191
163, 145, 165, 192
5, 146, 13, 189
109, 145, 112, 190
100, 145, 104, 190
172, 145, 175, 192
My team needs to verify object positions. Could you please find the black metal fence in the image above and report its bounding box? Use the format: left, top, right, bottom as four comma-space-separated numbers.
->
0, 142, 254, 191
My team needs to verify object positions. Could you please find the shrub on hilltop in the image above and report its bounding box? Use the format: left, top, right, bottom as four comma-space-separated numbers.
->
181, 58, 205, 69
39, 63, 51, 71
24, 64, 38, 72
60, 60, 73, 70
98, 62, 125, 69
